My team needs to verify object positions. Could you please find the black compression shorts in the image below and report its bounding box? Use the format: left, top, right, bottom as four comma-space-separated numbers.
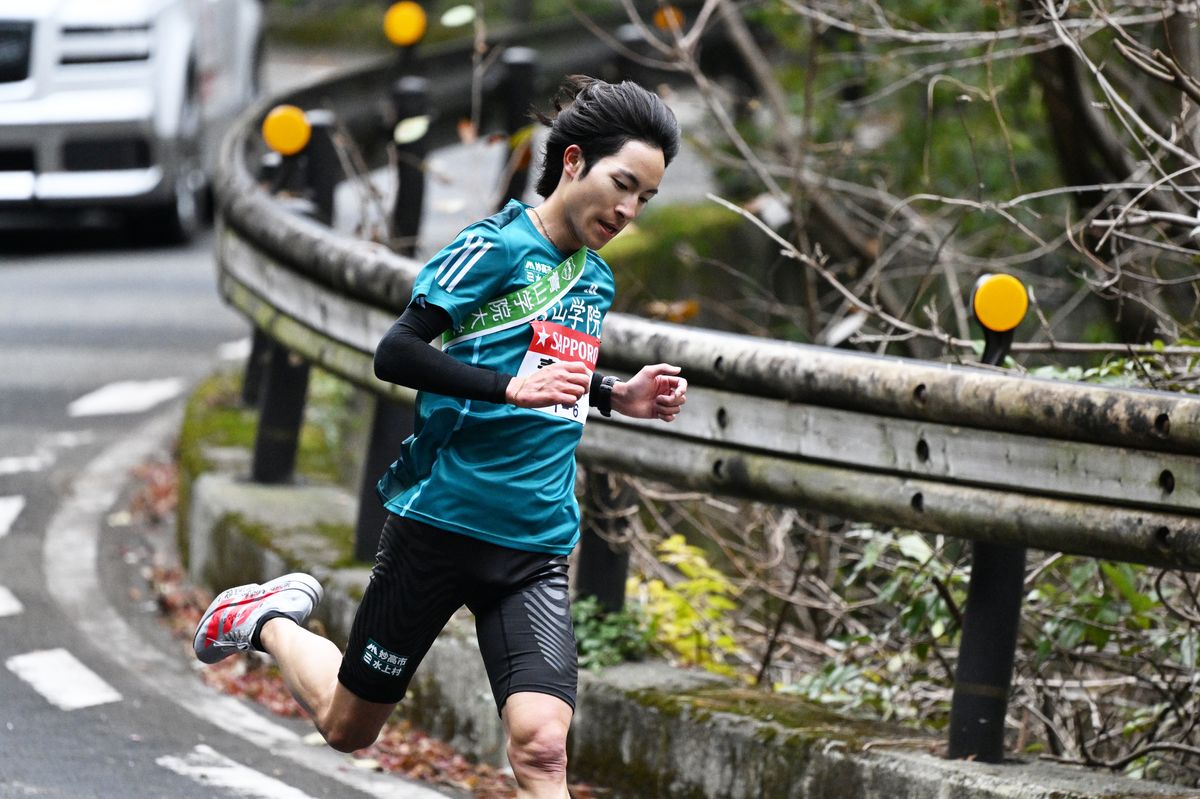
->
337, 514, 579, 712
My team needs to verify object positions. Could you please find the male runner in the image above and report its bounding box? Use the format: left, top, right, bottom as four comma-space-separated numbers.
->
193, 76, 685, 799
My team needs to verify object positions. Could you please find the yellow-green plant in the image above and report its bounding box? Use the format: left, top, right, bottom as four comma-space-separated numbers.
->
630, 534, 744, 678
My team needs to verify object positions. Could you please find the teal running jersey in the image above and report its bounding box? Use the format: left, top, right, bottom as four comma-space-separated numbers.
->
376, 200, 616, 555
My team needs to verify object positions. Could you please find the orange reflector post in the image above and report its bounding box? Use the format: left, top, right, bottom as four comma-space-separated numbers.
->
654, 5, 685, 30
261, 105, 311, 156
384, 2, 427, 47
972, 274, 1028, 333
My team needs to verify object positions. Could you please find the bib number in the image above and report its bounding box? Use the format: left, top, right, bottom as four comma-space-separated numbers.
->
517, 320, 599, 425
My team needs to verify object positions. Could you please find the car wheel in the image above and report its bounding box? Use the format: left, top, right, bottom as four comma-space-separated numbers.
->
142, 166, 204, 244
136, 61, 205, 245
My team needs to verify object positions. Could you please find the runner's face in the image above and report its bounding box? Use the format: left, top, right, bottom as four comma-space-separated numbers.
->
561, 140, 665, 250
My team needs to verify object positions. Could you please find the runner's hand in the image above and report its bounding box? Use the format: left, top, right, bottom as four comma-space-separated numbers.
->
506, 361, 591, 408
613, 363, 687, 422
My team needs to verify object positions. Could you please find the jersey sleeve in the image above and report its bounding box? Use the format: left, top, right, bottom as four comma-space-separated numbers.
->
410, 222, 512, 329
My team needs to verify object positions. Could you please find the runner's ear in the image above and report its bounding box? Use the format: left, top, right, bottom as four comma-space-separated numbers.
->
562, 145, 585, 180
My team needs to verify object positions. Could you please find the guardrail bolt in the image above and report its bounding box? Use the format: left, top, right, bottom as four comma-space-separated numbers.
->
390, 75, 430, 256
948, 273, 1030, 762
495, 47, 539, 211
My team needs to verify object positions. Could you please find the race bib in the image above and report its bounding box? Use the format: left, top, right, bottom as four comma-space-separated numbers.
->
517, 320, 599, 425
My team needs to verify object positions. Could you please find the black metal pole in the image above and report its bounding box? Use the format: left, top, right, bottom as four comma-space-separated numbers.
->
614, 24, 654, 85
947, 541, 1026, 761
349, 76, 430, 558
304, 109, 340, 226
947, 327, 1025, 762
250, 343, 310, 484
390, 75, 429, 256
575, 469, 635, 613
495, 47, 538, 211
241, 327, 272, 408
354, 398, 414, 562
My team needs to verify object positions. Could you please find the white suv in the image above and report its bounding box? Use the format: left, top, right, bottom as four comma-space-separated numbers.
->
0, 0, 264, 243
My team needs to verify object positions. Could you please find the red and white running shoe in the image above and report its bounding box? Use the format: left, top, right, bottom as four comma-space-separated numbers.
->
192, 573, 323, 664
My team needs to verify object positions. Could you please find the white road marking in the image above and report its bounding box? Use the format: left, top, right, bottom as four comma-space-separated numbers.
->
0, 432, 95, 477
45, 409, 448, 798
157, 745, 319, 799
0, 495, 25, 538
0, 585, 23, 617
218, 337, 252, 361
67, 378, 185, 417
44, 430, 97, 448
0, 454, 51, 476
5, 648, 122, 711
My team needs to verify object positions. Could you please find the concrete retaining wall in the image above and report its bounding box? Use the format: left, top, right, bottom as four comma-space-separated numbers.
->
184, 444, 1199, 798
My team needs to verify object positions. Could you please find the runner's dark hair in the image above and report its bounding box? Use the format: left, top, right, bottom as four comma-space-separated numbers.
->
533, 75, 680, 197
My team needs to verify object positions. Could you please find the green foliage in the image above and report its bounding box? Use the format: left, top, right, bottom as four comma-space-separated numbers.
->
571, 595, 653, 671
1028, 559, 1169, 664
782, 530, 966, 724
630, 534, 745, 678
1028, 343, 1200, 393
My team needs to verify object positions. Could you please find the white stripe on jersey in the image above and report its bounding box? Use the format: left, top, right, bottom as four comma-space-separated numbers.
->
436, 235, 492, 292
435, 235, 482, 284
446, 242, 493, 292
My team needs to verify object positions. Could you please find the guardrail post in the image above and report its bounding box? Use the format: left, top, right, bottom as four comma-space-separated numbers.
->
251, 344, 310, 484
576, 469, 636, 612
354, 398, 414, 561
390, 75, 430, 256
495, 47, 538, 210
241, 327, 271, 407
304, 109, 340, 226
347, 74, 429, 561
948, 274, 1030, 762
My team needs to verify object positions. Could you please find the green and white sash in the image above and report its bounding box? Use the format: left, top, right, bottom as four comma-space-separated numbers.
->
442, 247, 587, 347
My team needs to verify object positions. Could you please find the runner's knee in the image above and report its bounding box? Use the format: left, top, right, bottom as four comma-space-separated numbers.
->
320, 719, 381, 753
507, 718, 569, 778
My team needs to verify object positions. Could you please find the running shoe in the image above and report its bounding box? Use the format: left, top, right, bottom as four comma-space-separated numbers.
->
193, 573, 323, 664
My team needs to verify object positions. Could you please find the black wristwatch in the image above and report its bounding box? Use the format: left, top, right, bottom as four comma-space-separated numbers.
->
596, 375, 621, 417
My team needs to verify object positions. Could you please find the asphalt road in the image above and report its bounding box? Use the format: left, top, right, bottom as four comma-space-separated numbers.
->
0, 229, 451, 799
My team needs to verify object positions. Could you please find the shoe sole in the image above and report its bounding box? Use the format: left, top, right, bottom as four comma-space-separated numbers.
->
193, 573, 323, 664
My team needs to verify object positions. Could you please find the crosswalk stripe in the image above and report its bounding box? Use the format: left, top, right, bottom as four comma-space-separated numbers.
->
0, 586, 23, 617
0, 433, 95, 477
0, 495, 25, 538
5, 648, 122, 710
67, 378, 185, 417
157, 745, 319, 799
0, 454, 51, 476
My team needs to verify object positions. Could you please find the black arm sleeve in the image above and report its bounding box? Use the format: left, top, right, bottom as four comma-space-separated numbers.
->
373, 301, 513, 404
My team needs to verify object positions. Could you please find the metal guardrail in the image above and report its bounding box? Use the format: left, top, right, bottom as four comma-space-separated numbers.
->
213, 12, 1200, 769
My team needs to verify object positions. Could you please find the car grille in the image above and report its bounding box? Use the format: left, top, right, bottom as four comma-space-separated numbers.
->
0, 148, 35, 172
63, 138, 151, 171
60, 24, 151, 66
0, 21, 33, 83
